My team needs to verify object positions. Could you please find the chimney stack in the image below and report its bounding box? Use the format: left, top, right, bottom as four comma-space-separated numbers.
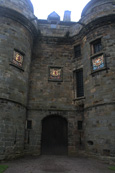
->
63, 10, 71, 22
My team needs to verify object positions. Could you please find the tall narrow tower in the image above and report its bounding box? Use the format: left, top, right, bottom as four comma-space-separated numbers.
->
0, 0, 37, 160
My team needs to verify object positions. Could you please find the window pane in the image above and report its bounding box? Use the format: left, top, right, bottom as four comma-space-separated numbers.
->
76, 69, 84, 97
94, 42, 102, 54
91, 38, 102, 54
27, 120, 32, 129
78, 121, 83, 130
74, 45, 81, 58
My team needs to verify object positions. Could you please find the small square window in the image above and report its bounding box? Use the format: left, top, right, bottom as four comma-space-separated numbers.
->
13, 50, 24, 68
91, 38, 102, 55
74, 45, 81, 58
92, 54, 105, 71
27, 120, 32, 129
78, 121, 83, 130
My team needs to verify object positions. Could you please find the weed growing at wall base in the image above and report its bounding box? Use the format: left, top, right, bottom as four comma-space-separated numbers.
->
108, 166, 115, 171
0, 165, 8, 173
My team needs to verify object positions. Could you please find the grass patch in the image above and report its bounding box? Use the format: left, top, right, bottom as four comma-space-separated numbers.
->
0, 165, 8, 173
108, 166, 115, 171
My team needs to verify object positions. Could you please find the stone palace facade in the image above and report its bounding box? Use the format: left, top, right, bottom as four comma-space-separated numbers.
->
0, 0, 115, 161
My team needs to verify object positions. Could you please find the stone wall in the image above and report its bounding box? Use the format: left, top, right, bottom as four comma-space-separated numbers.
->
84, 105, 115, 156
0, 0, 115, 160
26, 8, 115, 157
28, 36, 74, 110
38, 20, 76, 37
0, 12, 34, 160
81, 0, 115, 24
26, 22, 85, 155
69, 0, 115, 37
82, 23, 115, 156
25, 109, 84, 156
0, 101, 26, 160
0, 0, 34, 19
0, 17, 33, 105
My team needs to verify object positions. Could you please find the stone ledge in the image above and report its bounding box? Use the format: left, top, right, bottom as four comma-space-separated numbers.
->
0, 98, 27, 108
84, 102, 115, 110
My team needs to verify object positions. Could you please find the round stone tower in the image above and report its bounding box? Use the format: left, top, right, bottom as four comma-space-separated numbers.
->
80, 0, 115, 157
0, 0, 37, 160
0, 0, 34, 19
81, 0, 115, 24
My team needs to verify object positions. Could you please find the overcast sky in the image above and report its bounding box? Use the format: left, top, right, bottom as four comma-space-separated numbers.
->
30, 0, 91, 22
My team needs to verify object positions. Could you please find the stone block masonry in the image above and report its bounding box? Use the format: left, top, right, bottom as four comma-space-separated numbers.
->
0, 0, 36, 160
0, 101, 26, 160
0, 0, 115, 161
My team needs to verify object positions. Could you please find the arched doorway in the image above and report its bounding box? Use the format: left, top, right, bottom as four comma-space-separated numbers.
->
41, 115, 68, 155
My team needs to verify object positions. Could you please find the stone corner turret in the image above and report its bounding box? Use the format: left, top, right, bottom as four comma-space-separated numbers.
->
0, 0, 38, 38
0, 0, 35, 20
81, 0, 115, 24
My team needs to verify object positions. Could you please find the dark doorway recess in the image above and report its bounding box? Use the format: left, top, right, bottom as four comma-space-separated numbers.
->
42, 115, 68, 155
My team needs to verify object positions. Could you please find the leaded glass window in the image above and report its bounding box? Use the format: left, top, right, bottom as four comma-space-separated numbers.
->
93, 41, 102, 54
78, 121, 83, 130
91, 38, 102, 55
76, 69, 84, 97
74, 44, 81, 58
27, 120, 32, 129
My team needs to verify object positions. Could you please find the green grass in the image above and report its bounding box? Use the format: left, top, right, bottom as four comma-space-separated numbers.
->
108, 166, 115, 171
0, 165, 8, 173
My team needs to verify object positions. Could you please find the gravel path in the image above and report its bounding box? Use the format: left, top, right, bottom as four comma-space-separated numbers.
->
2, 155, 112, 173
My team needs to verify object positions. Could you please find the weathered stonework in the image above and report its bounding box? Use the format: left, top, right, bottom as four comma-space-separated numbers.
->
0, 0, 115, 162
0, 0, 37, 160
0, 0, 34, 19
0, 101, 26, 160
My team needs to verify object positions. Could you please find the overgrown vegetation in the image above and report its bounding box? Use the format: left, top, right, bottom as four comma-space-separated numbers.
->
0, 165, 8, 173
108, 166, 115, 171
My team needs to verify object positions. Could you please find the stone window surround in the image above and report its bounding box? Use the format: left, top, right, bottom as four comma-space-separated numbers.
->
73, 68, 85, 100
90, 37, 107, 74
74, 44, 81, 59
90, 38, 102, 55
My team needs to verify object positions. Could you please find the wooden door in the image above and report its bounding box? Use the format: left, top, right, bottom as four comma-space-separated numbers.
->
42, 115, 68, 155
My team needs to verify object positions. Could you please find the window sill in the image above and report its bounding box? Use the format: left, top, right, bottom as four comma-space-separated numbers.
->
78, 129, 83, 132
73, 96, 85, 101
90, 51, 103, 58
10, 63, 24, 71
72, 57, 82, 62
48, 79, 63, 82
91, 67, 109, 75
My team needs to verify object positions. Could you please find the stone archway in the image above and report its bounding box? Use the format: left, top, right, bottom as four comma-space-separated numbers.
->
41, 115, 68, 155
